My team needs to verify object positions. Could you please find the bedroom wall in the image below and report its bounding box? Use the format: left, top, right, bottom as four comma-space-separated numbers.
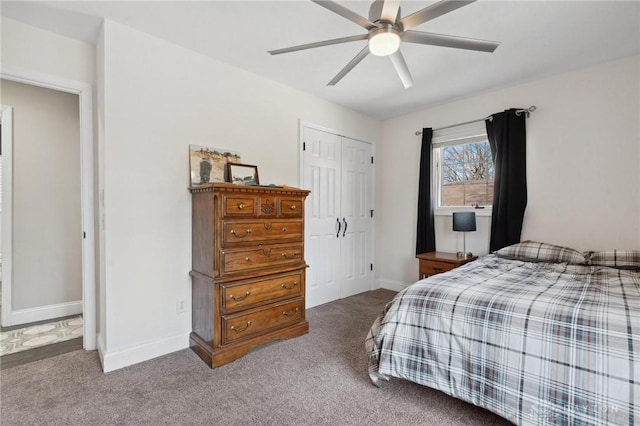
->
376, 55, 640, 289
98, 20, 380, 371
1, 18, 95, 84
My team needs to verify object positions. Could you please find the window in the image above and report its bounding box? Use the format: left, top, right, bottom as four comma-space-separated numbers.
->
433, 122, 494, 208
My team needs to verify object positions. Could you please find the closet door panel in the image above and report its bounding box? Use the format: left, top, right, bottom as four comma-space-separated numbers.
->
340, 137, 373, 298
303, 127, 342, 307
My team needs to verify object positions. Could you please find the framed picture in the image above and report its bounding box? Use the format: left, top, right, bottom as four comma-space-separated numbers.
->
189, 145, 241, 185
227, 163, 259, 185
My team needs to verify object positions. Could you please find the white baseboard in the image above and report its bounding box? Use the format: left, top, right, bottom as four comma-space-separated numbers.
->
375, 278, 411, 292
10, 300, 82, 326
101, 331, 190, 373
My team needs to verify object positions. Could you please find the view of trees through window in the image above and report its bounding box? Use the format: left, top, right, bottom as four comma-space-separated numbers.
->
441, 141, 494, 206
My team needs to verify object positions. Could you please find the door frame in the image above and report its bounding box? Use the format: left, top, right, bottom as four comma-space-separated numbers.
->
298, 120, 376, 304
0, 66, 96, 351
1, 105, 14, 327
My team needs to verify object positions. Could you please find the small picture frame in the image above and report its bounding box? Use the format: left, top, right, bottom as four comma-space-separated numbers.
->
227, 163, 259, 185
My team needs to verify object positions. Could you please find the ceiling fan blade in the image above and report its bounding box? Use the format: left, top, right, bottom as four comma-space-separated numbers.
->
380, 0, 402, 23
327, 45, 370, 86
311, 0, 377, 30
389, 50, 413, 89
403, 30, 500, 52
268, 34, 368, 55
399, 0, 475, 31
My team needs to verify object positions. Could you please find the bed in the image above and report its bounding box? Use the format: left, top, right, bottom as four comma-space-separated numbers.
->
366, 242, 639, 425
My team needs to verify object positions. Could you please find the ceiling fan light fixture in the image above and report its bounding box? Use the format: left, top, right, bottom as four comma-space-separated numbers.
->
368, 27, 400, 56
269, 0, 500, 87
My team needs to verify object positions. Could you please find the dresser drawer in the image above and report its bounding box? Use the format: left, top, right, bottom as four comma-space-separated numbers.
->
222, 299, 304, 344
222, 220, 303, 245
223, 195, 256, 217
221, 244, 304, 275
420, 260, 456, 277
279, 198, 303, 217
222, 271, 303, 313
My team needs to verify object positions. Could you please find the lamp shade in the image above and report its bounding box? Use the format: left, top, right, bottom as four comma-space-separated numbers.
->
453, 212, 476, 232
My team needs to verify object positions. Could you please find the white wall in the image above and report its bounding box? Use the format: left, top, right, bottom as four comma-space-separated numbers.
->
0, 79, 82, 311
1, 18, 95, 86
98, 20, 380, 371
376, 55, 640, 288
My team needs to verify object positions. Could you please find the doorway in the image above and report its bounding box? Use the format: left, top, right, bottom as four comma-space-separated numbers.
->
0, 68, 95, 353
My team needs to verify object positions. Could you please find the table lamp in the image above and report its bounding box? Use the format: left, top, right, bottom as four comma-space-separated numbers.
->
453, 212, 476, 259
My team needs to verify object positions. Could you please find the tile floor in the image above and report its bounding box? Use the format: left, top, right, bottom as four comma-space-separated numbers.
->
0, 316, 83, 356
0, 272, 84, 357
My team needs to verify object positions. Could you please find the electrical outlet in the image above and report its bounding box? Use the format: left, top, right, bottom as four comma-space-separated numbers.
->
176, 298, 187, 314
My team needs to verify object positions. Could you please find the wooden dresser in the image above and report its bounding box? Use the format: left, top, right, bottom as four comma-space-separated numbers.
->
189, 183, 310, 368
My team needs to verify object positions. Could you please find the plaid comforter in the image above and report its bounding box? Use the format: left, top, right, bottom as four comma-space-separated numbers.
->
366, 255, 639, 425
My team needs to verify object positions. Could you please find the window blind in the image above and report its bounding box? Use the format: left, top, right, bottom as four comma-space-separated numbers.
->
432, 120, 488, 147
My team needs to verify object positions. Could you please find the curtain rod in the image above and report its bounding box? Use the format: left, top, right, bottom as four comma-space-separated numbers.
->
414, 106, 536, 136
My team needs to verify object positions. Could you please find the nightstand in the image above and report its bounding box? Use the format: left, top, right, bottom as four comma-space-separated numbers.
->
416, 251, 478, 280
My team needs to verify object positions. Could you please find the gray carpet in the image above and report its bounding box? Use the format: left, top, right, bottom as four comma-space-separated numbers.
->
0, 289, 511, 425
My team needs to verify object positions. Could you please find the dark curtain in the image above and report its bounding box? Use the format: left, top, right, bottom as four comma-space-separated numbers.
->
485, 109, 527, 252
416, 128, 436, 254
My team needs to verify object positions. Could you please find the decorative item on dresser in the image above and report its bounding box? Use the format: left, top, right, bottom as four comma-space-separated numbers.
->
416, 251, 477, 280
226, 162, 259, 185
189, 182, 310, 368
452, 211, 476, 259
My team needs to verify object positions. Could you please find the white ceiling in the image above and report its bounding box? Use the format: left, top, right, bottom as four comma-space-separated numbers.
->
3, 1, 640, 119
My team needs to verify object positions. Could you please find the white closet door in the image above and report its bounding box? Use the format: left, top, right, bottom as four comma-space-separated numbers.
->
303, 126, 342, 307
340, 137, 373, 298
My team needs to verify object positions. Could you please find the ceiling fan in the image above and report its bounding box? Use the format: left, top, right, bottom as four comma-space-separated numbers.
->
268, 0, 500, 88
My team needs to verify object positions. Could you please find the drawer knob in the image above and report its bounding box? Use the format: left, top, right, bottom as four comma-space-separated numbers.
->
282, 307, 300, 317
281, 281, 298, 290
230, 321, 252, 333
237, 203, 246, 210
229, 291, 251, 302
281, 227, 287, 233
230, 229, 252, 238
289, 205, 297, 210
245, 257, 250, 262
281, 252, 300, 259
